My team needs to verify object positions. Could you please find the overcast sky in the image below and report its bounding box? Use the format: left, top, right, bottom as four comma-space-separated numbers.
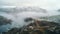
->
0, 0, 60, 10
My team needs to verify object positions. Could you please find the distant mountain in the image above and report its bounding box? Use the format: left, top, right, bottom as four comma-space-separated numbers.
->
0, 7, 47, 13
40, 15, 60, 23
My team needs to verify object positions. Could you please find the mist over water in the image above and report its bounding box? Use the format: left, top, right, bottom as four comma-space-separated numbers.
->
0, 7, 60, 32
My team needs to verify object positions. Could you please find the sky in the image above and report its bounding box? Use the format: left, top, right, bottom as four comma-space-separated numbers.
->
0, 0, 60, 10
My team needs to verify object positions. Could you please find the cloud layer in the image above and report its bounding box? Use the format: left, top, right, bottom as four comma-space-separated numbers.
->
0, 0, 60, 10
